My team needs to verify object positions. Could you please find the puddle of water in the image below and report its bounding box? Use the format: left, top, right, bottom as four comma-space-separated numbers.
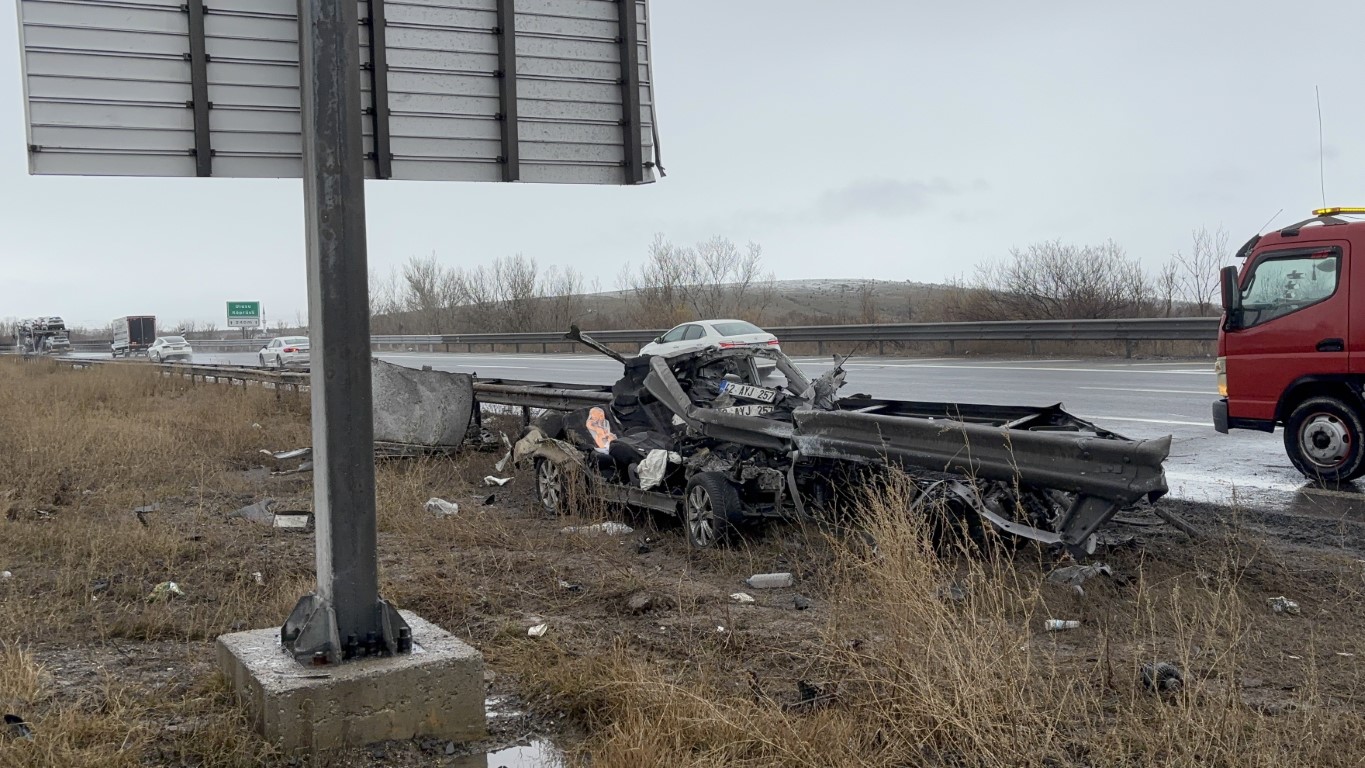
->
450, 738, 562, 768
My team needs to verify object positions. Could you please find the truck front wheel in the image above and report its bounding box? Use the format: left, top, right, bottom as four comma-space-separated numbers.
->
1284, 396, 1365, 483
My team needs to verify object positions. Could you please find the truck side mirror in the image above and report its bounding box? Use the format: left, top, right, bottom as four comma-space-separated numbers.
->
1219, 265, 1242, 328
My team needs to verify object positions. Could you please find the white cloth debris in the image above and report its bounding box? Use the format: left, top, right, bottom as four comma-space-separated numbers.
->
638, 450, 683, 491
483, 476, 512, 487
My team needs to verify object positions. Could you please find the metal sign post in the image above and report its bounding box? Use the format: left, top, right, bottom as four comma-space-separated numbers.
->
279, 0, 408, 665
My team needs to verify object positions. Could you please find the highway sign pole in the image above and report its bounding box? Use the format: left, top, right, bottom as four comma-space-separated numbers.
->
280, 0, 409, 664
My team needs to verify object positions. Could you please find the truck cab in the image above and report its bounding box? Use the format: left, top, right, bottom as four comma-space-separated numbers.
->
1215, 207, 1365, 481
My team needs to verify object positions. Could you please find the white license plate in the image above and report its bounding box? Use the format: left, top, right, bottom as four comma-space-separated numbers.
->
719, 404, 776, 417
723, 382, 778, 403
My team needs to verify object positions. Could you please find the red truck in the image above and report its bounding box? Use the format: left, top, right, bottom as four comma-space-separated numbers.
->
1215, 207, 1365, 482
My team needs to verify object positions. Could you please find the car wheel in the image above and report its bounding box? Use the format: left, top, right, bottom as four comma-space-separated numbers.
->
1284, 396, 1365, 483
151, 352, 160, 362
534, 457, 565, 515
683, 472, 740, 548
276, 355, 284, 369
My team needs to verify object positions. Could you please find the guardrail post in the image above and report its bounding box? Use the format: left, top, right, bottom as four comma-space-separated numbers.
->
1029, 339, 1038, 356
817, 340, 825, 356
1124, 339, 1135, 359
515, 343, 521, 353
948, 340, 956, 355
877, 340, 884, 356
541, 342, 547, 354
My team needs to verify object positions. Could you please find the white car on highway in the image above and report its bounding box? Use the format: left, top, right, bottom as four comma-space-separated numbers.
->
639, 320, 781, 374
147, 336, 192, 362
259, 336, 311, 369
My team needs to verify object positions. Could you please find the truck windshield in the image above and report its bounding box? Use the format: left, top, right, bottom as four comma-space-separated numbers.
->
1240, 250, 1341, 327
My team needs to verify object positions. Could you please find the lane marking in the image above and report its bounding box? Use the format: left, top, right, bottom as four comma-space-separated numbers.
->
1078, 387, 1212, 395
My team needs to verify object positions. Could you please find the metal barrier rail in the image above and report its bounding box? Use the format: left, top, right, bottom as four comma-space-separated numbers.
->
47, 317, 1221, 356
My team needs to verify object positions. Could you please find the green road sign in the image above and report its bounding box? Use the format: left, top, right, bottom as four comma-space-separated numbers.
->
227, 301, 261, 327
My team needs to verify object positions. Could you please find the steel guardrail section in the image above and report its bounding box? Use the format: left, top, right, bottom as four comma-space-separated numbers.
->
47, 317, 1220, 352
790, 409, 1172, 504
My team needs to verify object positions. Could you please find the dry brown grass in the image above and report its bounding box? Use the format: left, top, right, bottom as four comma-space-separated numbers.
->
3, 358, 1364, 767
513, 478, 1365, 767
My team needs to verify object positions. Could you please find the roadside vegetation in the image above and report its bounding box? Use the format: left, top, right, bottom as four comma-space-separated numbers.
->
3, 360, 1362, 766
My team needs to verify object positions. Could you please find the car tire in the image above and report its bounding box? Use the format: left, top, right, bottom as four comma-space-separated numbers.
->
683, 472, 740, 548
151, 352, 160, 362
276, 355, 284, 369
259, 354, 266, 368
534, 457, 566, 516
1284, 396, 1365, 483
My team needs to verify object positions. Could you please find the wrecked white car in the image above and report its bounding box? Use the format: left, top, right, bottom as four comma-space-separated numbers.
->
513, 328, 1171, 556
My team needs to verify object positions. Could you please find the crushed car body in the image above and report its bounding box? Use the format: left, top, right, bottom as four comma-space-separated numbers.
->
513, 327, 1171, 556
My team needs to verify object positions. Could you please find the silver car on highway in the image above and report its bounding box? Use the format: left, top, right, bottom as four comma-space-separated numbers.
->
259, 336, 311, 369
148, 336, 192, 362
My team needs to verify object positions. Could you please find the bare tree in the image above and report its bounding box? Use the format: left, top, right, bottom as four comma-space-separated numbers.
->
953, 239, 1151, 321
1154, 258, 1180, 317
1175, 226, 1229, 316
619, 234, 776, 327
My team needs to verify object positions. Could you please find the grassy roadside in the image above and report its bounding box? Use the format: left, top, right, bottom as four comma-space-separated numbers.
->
1, 358, 1362, 766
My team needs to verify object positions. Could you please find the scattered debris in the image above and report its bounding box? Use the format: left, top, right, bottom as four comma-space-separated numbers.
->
527, 623, 548, 638
635, 538, 654, 555
3, 714, 33, 740
560, 521, 634, 536
1046, 563, 1113, 596
557, 579, 581, 592
793, 595, 813, 611
259, 448, 312, 461
89, 578, 109, 593
746, 572, 794, 590
272, 461, 314, 476
786, 680, 837, 712
1140, 661, 1184, 693
132, 503, 159, 527
0, 571, 11, 581
251, 572, 265, 586
1336, 652, 1355, 658
1044, 619, 1081, 631
481, 494, 496, 506
730, 592, 755, 604
483, 476, 512, 487
626, 592, 655, 614
229, 499, 277, 525
147, 581, 184, 602
273, 512, 312, 530
251, 423, 262, 429
936, 583, 967, 603
425, 498, 460, 517
1269, 596, 1301, 616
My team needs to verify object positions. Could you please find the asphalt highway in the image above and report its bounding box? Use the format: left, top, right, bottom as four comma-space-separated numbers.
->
107, 349, 1365, 518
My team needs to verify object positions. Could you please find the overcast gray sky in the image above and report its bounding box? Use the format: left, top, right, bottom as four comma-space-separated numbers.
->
3, 0, 1362, 329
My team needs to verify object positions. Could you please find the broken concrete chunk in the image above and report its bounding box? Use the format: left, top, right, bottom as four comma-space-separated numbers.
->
425, 498, 460, 517
730, 592, 755, 604
746, 572, 794, 589
793, 595, 813, 611
1268, 596, 1301, 615
560, 521, 634, 536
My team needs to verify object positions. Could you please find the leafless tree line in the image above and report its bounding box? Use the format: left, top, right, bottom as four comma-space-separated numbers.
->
369, 253, 592, 335
942, 227, 1232, 322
